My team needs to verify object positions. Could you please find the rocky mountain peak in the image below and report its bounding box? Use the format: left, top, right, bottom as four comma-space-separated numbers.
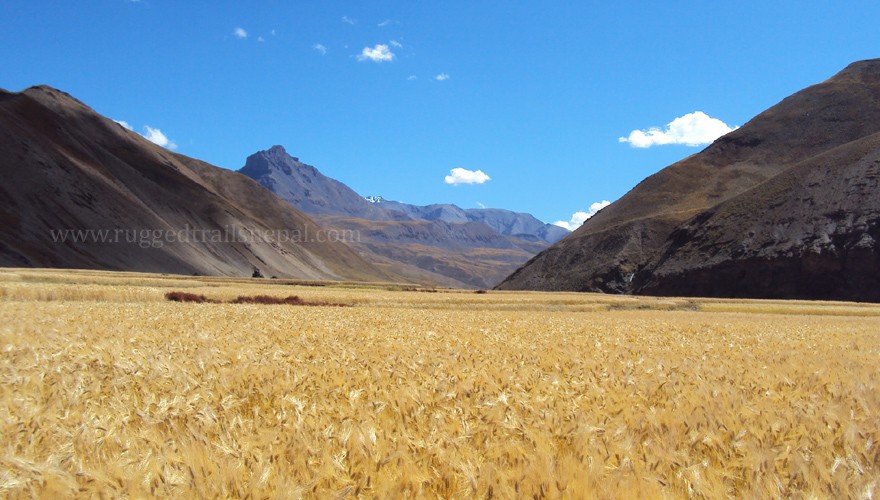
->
241, 146, 308, 177
265, 145, 298, 162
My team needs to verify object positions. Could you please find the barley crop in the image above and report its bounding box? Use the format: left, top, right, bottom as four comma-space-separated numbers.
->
0, 270, 878, 497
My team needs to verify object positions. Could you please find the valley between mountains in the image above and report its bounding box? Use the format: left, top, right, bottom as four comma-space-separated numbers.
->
238, 145, 567, 288
3, 59, 880, 300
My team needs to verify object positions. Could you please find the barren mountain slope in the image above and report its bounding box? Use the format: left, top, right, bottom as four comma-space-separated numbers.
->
499, 59, 880, 295
0, 85, 389, 282
636, 130, 880, 301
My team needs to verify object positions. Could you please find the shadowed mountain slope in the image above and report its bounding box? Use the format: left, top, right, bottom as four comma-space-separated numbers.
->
498, 59, 880, 301
0, 85, 390, 282
636, 130, 880, 301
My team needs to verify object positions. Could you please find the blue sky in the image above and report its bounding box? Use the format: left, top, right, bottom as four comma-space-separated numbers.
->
3, 1, 880, 227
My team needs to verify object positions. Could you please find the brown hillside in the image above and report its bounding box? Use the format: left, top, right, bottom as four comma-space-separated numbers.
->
498, 59, 880, 298
636, 130, 880, 301
0, 85, 389, 282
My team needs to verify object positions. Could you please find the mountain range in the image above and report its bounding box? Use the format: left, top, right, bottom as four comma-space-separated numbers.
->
4, 58, 880, 300
369, 198, 568, 243
499, 59, 880, 302
239, 146, 567, 288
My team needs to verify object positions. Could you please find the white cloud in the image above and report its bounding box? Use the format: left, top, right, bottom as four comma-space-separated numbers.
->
271, 29, 276, 36
357, 44, 394, 62
143, 126, 177, 150
553, 200, 611, 231
619, 111, 737, 148
407, 75, 417, 81
313, 43, 327, 55
116, 120, 178, 149
444, 168, 490, 185
257, 36, 265, 43
435, 73, 450, 81
378, 19, 396, 27
476, 201, 487, 209
389, 40, 403, 48
234, 27, 247, 39
341, 16, 356, 25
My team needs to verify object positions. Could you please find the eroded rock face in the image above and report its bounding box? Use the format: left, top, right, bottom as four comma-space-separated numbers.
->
499, 59, 880, 301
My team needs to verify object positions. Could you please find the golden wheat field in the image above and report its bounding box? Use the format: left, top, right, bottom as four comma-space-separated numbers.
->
1, 268, 879, 498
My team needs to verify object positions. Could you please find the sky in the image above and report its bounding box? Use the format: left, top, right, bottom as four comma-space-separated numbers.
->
3, 1, 880, 228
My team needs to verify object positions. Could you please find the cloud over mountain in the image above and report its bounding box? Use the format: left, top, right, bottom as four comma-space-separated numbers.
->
619, 111, 737, 148
115, 120, 177, 150
553, 200, 611, 230
143, 126, 177, 150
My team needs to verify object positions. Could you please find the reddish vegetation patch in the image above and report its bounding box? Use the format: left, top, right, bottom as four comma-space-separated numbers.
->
229, 295, 306, 305
164, 291, 219, 303
165, 292, 348, 307
230, 294, 349, 307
